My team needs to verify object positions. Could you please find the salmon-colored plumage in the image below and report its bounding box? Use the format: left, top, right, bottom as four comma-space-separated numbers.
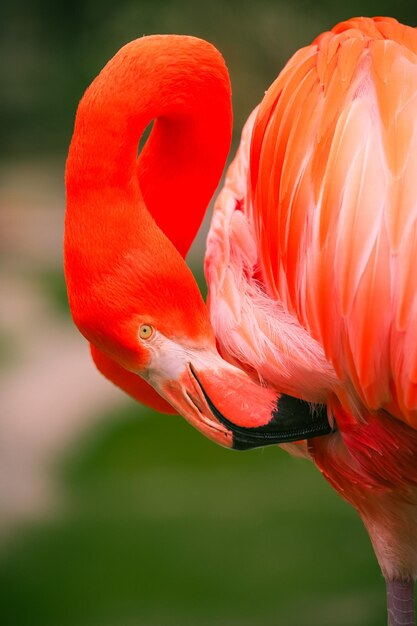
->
250, 17, 417, 426
65, 17, 417, 624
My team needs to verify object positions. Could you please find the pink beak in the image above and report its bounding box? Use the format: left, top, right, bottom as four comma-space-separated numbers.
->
151, 348, 332, 450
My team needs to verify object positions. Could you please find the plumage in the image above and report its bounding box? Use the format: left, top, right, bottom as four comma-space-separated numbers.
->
65, 17, 417, 625
249, 17, 417, 428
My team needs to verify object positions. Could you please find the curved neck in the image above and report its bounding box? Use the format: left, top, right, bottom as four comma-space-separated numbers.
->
66, 35, 232, 256
64, 35, 232, 356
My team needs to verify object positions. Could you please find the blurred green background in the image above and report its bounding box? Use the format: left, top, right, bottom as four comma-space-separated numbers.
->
1, 1, 417, 625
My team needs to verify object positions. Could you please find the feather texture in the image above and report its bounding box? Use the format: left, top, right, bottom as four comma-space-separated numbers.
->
206, 110, 337, 405
249, 17, 417, 426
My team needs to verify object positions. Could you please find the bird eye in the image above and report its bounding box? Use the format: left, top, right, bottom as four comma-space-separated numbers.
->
139, 324, 154, 340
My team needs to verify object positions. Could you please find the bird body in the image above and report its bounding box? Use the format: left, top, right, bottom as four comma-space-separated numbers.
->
207, 18, 417, 586
65, 17, 417, 624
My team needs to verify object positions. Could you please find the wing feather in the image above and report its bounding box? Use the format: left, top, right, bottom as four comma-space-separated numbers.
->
250, 17, 417, 426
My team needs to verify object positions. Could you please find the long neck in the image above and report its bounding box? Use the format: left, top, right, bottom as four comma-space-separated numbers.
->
64, 35, 232, 357
66, 35, 232, 253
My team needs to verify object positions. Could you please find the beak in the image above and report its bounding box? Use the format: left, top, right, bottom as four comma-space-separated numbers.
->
147, 347, 332, 450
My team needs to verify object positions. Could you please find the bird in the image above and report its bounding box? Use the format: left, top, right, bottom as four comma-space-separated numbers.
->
64, 16, 417, 626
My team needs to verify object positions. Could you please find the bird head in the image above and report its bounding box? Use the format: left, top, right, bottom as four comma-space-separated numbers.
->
67, 193, 286, 450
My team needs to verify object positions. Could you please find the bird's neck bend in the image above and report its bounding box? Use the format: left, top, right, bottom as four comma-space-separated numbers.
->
64, 35, 232, 361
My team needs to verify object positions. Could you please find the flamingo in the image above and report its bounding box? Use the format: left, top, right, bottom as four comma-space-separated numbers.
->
64, 16, 417, 625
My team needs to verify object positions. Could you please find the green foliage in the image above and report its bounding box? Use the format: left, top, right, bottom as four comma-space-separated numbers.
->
0, 402, 385, 626
34, 268, 71, 317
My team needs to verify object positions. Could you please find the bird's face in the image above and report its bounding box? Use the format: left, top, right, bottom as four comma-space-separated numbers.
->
90, 251, 291, 451
67, 231, 278, 449
82, 246, 330, 452
131, 318, 282, 449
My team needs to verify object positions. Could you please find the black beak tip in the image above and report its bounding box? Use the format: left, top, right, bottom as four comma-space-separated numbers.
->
190, 367, 333, 451
232, 395, 333, 450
